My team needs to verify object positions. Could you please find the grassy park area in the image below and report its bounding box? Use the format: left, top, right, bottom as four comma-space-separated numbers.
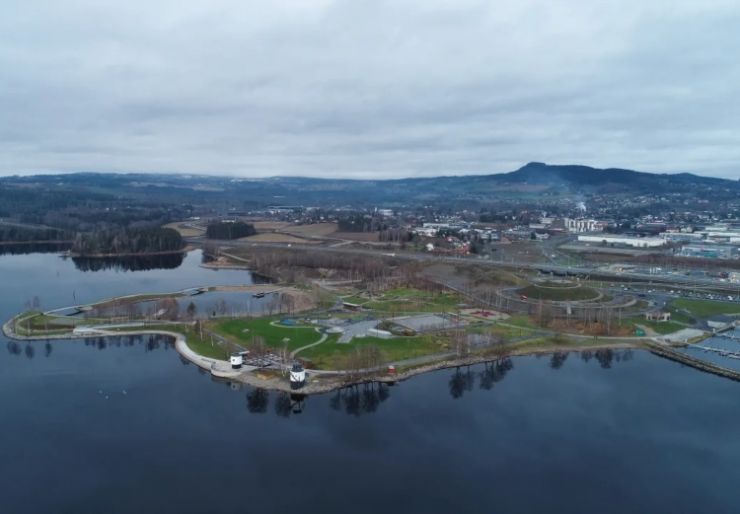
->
213, 316, 321, 351
518, 283, 600, 301
362, 287, 463, 313
6, 281, 659, 374
297, 334, 447, 370
671, 298, 740, 318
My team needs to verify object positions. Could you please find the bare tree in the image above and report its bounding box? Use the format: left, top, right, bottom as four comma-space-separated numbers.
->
248, 335, 267, 357
186, 301, 198, 320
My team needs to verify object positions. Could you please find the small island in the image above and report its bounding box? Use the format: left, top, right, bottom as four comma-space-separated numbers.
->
69, 227, 185, 257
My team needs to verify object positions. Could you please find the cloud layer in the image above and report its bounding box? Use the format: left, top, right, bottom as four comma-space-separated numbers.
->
1, 0, 739, 178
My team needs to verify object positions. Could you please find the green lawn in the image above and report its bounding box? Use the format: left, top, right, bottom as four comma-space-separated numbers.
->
518, 284, 600, 301
179, 325, 231, 360
364, 287, 463, 313
503, 315, 538, 329
667, 309, 695, 325
298, 334, 447, 370
616, 314, 685, 335
632, 319, 685, 335
671, 298, 740, 318
213, 317, 322, 350
488, 324, 533, 339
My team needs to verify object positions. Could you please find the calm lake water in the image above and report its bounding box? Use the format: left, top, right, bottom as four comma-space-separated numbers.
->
1, 251, 739, 514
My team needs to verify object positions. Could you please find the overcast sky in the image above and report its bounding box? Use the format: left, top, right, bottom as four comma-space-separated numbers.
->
1, 0, 739, 179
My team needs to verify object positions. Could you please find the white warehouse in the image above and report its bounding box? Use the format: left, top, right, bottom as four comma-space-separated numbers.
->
578, 234, 666, 248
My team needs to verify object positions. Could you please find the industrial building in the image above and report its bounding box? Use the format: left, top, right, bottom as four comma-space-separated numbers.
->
577, 234, 665, 248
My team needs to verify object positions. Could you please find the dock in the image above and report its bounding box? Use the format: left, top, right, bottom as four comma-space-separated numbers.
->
716, 333, 740, 342
692, 345, 740, 360
644, 342, 740, 382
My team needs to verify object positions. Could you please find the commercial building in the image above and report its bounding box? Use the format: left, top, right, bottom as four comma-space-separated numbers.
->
564, 218, 605, 233
577, 234, 665, 248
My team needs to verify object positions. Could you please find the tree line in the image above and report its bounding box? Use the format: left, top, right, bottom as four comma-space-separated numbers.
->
206, 221, 257, 240
0, 225, 73, 243
71, 227, 184, 255
337, 214, 387, 233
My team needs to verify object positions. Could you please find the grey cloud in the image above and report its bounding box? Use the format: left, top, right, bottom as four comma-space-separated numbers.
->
0, 0, 739, 179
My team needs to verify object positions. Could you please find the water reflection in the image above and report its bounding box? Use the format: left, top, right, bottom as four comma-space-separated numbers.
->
329, 383, 391, 416
71, 253, 185, 272
450, 358, 514, 398
0, 242, 71, 255
4, 335, 176, 359
4, 332, 638, 416
550, 352, 569, 369
246, 388, 270, 413
479, 358, 514, 390
244, 389, 311, 416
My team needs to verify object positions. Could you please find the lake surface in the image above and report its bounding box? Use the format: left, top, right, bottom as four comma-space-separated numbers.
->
1, 251, 739, 514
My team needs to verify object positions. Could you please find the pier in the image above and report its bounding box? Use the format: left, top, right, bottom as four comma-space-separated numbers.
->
692, 345, 740, 360
715, 333, 740, 343
644, 342, 740, 382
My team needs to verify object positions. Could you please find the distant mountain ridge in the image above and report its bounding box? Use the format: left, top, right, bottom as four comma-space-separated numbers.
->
495, 162, 734, 187
2, 162, 738, 209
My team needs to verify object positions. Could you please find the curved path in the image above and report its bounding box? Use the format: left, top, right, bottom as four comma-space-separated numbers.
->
290, 332, 328, 358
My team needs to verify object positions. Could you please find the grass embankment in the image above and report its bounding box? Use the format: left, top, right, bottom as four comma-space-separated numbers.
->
178, 325, 230, 360
298, 334, 447, 370
671, 298, 740, 318
213, 317, 321, 351
627, 318, 686, 335
518, 283, 600, 301
12, 312, 111, 336
363, 287, 463, 313
505, 334, 637, 353
502, 314, 538, 329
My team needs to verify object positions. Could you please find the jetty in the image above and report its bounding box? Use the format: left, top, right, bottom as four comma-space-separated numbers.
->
644, 341, 740, 382
715, 332, 740, 343
692, 345, 740, 360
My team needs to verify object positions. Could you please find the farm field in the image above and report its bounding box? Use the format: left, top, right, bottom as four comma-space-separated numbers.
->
282, 223, 338, 237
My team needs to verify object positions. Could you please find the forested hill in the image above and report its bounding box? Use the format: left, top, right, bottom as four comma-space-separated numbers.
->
0, 163, 738, 227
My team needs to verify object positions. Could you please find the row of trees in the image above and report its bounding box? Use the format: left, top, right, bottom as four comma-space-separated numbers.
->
247, 247, 401, 292
206, 221, 257, 240
337, 214, 387, 233
71, 227, 184, 255
0, 225, 72, 243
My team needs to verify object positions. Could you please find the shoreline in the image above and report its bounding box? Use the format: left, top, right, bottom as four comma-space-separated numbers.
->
66, 248, 188, 258
5, 281, 733, 394
2, 311, 648, 395
0, 240, 72, 246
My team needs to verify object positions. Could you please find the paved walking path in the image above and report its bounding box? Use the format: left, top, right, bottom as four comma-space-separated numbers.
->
290, 332, 328, 358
